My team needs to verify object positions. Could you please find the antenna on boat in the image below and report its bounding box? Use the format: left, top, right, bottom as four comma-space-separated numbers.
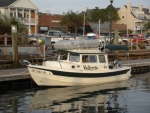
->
42, 38, 46, 61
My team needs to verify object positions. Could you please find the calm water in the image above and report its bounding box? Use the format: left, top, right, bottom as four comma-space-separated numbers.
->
0, 73, 150, 113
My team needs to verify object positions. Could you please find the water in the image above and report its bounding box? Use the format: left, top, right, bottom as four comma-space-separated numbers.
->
0, 73, 150, 113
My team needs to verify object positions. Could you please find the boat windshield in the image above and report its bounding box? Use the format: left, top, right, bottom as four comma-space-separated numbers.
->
82, 55, 97, 63
69, 53, 80, 62
99, 55, 106, 63
59, 52, 68, 60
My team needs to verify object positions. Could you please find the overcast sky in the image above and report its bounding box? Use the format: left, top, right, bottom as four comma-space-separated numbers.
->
31, 0, 150, 14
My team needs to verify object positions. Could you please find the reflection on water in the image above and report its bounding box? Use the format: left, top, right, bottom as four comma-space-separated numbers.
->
30, 81, 129, 113
0, 73, 150, 113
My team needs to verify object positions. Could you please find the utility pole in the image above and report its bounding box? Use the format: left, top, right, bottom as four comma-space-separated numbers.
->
83, 10, 86, 38
109, 0, 113, 44
99, 19, 101, 38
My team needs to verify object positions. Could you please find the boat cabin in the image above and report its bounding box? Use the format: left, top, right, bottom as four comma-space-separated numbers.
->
44, 49, 109, 71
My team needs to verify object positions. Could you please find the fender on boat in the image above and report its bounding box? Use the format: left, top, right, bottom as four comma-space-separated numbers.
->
54, 39, 100, 50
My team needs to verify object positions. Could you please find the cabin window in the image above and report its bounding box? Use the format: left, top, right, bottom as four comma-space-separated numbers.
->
69, 53, 80, 62
82, 55, 97, 63
99, 55, 106, 63
60, 52, 68, 60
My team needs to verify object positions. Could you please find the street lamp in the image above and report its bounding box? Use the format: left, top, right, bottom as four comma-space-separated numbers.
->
109, 0, 113, 44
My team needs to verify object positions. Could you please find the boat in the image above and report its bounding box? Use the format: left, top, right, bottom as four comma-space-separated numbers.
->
27, 39, 131, 86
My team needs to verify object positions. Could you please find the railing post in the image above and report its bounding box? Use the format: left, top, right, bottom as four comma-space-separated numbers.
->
11, 25, 19, 67
4, 34, 8, 55
136, 38, 140, 50
36, 36, 39, 54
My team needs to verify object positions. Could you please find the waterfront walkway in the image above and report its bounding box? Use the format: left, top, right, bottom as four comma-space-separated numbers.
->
0, 68, 30, 82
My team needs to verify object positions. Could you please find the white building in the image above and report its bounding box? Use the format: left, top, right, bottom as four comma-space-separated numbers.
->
0, 0, 39, 34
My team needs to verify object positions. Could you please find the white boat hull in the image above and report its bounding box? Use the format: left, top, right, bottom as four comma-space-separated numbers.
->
28, 66, 131, 86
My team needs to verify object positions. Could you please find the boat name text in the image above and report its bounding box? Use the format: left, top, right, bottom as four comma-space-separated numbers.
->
32, 69, 52, 75
83, 65, 98, 70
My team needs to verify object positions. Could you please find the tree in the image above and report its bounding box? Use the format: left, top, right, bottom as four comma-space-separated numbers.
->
143, 22, 150, 33
0, 14, 27, 35
60, 11, 84, 34
120, 29, 133, 35
88, 7, 105, 23
88, 5, 120, 23
105, 5, 120, 22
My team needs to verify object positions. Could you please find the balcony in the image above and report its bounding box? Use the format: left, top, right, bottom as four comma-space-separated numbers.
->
134, 25, 144, 30
23, 18, 37, 24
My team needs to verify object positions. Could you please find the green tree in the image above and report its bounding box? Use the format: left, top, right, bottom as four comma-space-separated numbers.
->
60, 10, 84, 34
120, 29, 133, 35
0, 14, 27, 35
88, 7, 105, 23
104, 5, 120, 22
88, 5, 119, 23
143, 22, 150, 33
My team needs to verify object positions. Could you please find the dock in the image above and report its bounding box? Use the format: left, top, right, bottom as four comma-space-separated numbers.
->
0, 68, 30, 82
122, 59, 150, 74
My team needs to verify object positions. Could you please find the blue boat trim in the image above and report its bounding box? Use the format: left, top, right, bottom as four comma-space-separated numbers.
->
29, 66, 130, 78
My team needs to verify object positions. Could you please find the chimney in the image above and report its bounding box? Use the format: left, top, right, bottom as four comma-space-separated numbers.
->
138, 5, 143, 11
127, 2, 131, 12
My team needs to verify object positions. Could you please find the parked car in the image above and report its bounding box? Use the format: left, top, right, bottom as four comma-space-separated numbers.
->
143, 34, 150, 41
119, 34, 148, 44
64, 33, 83, 39
47, 30, 76, 44
27, 34, 45, 45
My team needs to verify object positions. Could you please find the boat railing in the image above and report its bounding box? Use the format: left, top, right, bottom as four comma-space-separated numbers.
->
30, 54, 39, 65
46, 53, 58, 61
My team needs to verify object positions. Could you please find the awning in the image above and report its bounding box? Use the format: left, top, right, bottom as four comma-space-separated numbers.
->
105, 44, 129, 51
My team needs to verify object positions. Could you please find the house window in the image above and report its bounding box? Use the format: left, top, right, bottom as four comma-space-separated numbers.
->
14, 12, 16, 17
18, 13, 22, 17
10, 13, 13, 17
138, 14, 144, 19
24, 13, 26, 18
122, 16, 125, 18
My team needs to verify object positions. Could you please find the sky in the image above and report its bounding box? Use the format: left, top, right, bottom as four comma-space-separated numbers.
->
31, 0, 150, 14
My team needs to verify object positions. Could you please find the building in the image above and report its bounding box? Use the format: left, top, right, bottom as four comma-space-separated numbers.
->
0, 0, 38, 34
116, 2, 150, 35
89, 22, 126, 36
38, 13, 64, 34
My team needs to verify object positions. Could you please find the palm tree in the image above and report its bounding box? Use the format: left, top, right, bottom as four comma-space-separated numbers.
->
0, 14, 27, 34
0, 14, 28, 44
